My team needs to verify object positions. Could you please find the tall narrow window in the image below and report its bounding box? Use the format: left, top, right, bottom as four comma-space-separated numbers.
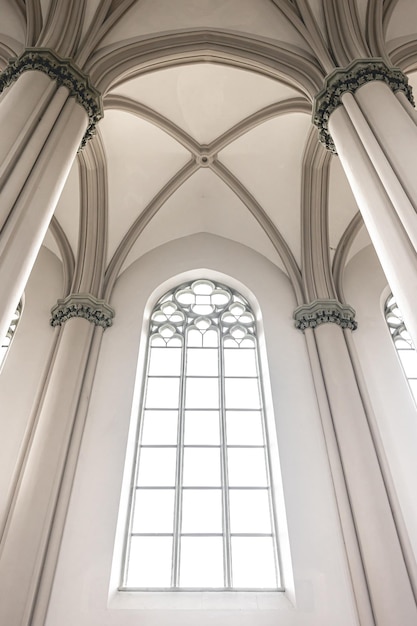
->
122, 279, 281, 590
0, 301, 22, 370
385, 294, 417, 404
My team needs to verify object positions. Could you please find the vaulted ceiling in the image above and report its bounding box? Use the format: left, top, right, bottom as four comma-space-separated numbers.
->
1, 0, 417, 304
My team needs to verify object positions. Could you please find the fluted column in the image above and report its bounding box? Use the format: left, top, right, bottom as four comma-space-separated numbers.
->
295, 301, 417, 626
0, 49, 102, 344
314, 59, 417, 350
0, 295, 114, 626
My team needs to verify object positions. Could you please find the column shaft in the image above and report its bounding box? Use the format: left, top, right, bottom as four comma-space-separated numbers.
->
314, 323, 417, 625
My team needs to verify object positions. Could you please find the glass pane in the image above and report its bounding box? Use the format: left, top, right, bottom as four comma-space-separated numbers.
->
141, 410, 178, 445
226, 411, 264, 445
180, 537, 224, 587
184, 410, 220, 444
132, 489, 175, 533
231, 537, 277, 588
148, 347, 182, 376
186, 348, 218, 376
187, 328, 202, 347
137, 448, 177, 486
228, 448, 268, 486
224, 378, 260, 409
398, 350, 417, 378
126, 536, 172, 587
183, 448, 221, 486
181, 489, 222, 533
185, 378, 219, 409
229, 489, 271, 533
145, 377, 180, 409
224, 349, 257, 377
203, 329, 218, 347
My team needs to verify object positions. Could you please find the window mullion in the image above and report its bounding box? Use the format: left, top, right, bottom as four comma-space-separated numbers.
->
219, 327, 232, 588
171, 332, 187, 587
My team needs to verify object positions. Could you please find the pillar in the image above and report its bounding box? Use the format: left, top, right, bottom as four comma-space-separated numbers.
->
313, 59, 417, 350
295, 300, 417, 626
0, 49, 102, 344
0, 294, 114, 626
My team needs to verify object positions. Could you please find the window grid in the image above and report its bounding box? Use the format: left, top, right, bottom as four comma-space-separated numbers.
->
385, 294, 417, 405
122, 280, 280, 590
0, 301, 22, 370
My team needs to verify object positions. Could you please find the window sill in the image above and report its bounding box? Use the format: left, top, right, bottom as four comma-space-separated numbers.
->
109, 588, 290, 611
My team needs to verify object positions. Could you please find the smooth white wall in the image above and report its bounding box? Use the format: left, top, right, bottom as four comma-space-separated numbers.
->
344, 244, 417, 570
45, 234, 358, 626
0, 246, 62, 528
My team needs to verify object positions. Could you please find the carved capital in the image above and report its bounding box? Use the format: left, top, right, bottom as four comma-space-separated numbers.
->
294, 299, 358, 331
0, 48, 102, 149
313, 58, 414, 153
50, 294, 114, 329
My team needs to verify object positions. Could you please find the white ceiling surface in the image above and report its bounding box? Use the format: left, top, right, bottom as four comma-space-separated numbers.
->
98, 0, 311, 53
385, 0, 417, 45
112, 64, 299, 145
219, 112, 311, 265
100, 109, 191, 263
120, 167, 286, 276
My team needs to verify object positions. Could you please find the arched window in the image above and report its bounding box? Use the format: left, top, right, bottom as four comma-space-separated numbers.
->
385, 294, 417, 404
0, 301, 22, 370
121, 279, 281, 590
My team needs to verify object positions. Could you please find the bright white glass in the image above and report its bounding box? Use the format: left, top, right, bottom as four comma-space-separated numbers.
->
184, 410, 220, 444
141, 410, 177, 445
148, 347, 182, 376
398, 350, 417, 378
229, 489, 271, 533
187, 328, 202, 347
224, 348, 257, 376
228, 448, 268, 486
226, 411, 264, 445
145, 377, 180, 409
224, 378, 260, 409
132, 489, 175, 533
181, 489, 222, 532
183, 448, 221, 486
127, 536, 172, 587
185, 377, 219, 409
203, 329, 218, 347
180, 537, 224, 587
231, 537, 277, 588
137, 448, 177, 487
186, 348, 218, 376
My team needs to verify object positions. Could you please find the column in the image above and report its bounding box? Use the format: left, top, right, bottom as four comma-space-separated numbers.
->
295, 301, 417, 626
0, 295, 114, 626
313, 60, 417, 350
0, 49, 102, 344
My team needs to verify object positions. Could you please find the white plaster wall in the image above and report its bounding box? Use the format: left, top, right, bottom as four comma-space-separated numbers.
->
0, 246, 62, 528
46, 234, 358, 626
344, 244, 417, 569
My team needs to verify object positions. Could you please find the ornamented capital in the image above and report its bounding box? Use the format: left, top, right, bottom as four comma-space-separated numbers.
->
50, 294, 115, 329
0, 48, 102, 149
313, 58, 414, 153
294, 299, 357, 331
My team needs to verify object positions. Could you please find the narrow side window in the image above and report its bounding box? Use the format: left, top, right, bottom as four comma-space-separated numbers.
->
385, 294, 417, 404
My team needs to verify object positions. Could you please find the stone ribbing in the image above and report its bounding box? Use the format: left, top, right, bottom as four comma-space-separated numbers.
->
294, 299, 358, 331
50, 294, 114, 329
0, 48, 102, 148
314, 58, 414, 153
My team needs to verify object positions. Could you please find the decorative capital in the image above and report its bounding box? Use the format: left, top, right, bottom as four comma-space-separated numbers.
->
294, 299, 357, 331
50, 294, 114, 329
0, 48, 102, 149
313, 58, 414, 153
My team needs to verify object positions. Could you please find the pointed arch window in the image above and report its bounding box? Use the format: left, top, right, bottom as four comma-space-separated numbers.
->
385, 294, 417, 404
0, 301, 22, 370
122, 279, 281, 590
